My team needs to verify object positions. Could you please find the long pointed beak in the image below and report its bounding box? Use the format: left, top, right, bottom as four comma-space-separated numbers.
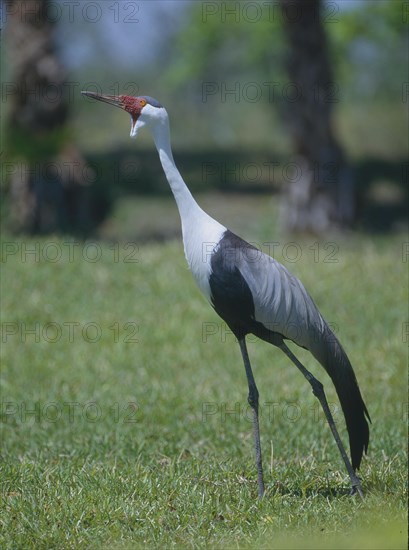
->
81, 91, 125, 110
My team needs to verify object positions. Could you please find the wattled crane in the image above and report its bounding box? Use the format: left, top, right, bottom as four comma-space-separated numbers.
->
81, 91, 370, 498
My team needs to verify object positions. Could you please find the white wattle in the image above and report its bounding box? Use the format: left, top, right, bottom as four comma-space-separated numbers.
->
150, 110, 226, 301
131, 117, 145, 138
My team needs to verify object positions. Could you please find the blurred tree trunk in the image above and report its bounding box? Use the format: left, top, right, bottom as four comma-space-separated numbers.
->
279, 0, 355, 232
5, 0, 91, 233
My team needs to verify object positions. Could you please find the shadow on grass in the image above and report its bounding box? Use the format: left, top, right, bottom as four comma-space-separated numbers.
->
267, 481, 354, 499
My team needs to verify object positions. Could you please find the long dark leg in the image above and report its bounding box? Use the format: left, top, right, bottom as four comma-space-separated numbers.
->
279, 342, 363, 498
238, 337, 265, 499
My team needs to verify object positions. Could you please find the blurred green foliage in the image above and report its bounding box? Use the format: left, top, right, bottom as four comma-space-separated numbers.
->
166, 1, 407, 101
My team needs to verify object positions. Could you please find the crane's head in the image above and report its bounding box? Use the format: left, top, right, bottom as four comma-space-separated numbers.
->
81, 91, 165, 138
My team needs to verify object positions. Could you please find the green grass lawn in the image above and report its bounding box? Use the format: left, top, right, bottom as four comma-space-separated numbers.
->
1, 195, 407, 548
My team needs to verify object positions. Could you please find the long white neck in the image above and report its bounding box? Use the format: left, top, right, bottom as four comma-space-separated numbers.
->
149, 113, 226, 300
151, 117, 203, 223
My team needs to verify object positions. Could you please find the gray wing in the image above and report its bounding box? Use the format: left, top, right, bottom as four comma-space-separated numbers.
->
239, 250, 329, 352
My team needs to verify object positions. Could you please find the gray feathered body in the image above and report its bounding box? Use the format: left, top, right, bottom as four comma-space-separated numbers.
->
209, 230, 370, 470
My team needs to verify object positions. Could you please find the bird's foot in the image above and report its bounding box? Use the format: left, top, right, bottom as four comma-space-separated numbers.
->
350, 480, 364, 499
